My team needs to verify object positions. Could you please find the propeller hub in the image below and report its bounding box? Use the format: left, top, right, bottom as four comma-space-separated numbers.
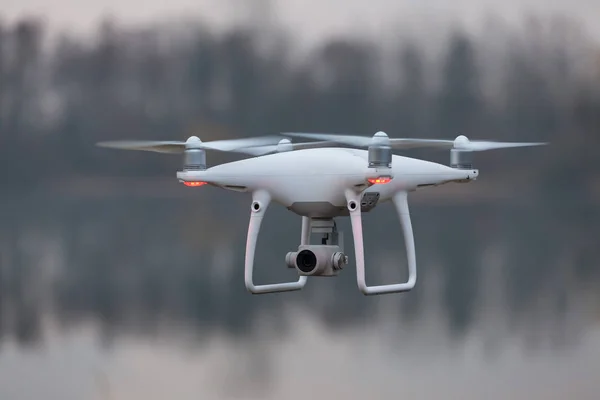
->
277, 139, 294, 153
372, 131, 390, 146
185, 136, 203, 149
453, 135, 470, 149
276, 138, 294, 152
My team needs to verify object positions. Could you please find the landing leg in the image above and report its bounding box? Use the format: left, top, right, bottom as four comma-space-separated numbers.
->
345, 189, 417, 295
244, 190, 308, 294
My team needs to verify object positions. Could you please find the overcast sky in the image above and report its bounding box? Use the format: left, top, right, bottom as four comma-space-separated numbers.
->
2, 0, 600, 46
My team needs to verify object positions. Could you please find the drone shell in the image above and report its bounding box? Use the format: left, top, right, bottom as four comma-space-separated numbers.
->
177, 147, 478, 217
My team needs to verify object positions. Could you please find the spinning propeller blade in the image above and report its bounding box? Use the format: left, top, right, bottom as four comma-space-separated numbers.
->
96, 140, 187, 153
282, 132, 547, 151
449, 135, 548, 151
281, 133, 375, 148
237, 139, 338, 156
282, 132, 451, 149
96, 135, 282, 154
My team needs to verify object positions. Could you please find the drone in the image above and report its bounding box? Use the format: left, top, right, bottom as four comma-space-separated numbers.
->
97, 131, 546, 295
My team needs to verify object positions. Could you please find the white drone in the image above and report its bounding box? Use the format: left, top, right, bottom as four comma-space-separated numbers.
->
97, 131, 546, 295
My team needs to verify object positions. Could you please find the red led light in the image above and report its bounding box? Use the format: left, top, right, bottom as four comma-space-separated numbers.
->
367, 176, 392, 185
183, 181, 207, 187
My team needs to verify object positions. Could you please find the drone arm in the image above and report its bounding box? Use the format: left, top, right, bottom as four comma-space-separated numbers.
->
244, 190, 308, 294
345, 189, 417, 295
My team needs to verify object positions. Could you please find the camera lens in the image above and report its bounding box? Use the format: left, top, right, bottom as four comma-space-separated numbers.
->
296, 250, 317, 273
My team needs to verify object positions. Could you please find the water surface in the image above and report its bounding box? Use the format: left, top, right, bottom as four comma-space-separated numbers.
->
0, 193, 598, 399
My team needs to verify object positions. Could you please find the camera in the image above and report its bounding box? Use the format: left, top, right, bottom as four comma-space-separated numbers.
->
285, 245, 348, 276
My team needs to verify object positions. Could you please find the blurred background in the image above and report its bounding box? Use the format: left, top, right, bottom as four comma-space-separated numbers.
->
1, 0, 599, 399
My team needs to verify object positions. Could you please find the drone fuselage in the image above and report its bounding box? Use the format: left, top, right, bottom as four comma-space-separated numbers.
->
176, 148, 478, 217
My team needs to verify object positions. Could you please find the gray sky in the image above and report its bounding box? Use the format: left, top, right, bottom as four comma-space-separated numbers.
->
2, 0, 600, 46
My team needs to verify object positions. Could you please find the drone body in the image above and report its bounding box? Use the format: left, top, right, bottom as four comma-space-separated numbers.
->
176, 147, 478, 218
98, 131, 545, 296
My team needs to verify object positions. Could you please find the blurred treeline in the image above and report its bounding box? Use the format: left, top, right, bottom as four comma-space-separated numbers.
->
0, 15, 598, 194
0, 14, 599, 349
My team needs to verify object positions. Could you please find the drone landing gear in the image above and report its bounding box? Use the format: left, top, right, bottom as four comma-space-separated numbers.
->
244, 190, 308, 294
345, 189, 417, 295
244, 189, 417, 295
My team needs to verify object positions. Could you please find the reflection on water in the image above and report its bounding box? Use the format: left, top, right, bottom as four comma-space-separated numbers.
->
2, 310, 600, 400
0, 192, 599, 399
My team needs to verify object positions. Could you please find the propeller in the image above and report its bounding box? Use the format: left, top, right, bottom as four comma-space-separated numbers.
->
449, 135, 547, 151
96, 135, 282, 154
236, 138, 339, 156
282, 132, 547, 151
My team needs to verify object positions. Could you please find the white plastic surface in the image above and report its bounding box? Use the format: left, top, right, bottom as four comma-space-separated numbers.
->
176, 148, 478, 215
345, 189, 417, 295
244, 190, 308, 294
300, 216, 311, 245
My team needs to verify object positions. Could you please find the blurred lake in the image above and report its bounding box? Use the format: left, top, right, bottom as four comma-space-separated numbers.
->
0, 187, 599, 400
